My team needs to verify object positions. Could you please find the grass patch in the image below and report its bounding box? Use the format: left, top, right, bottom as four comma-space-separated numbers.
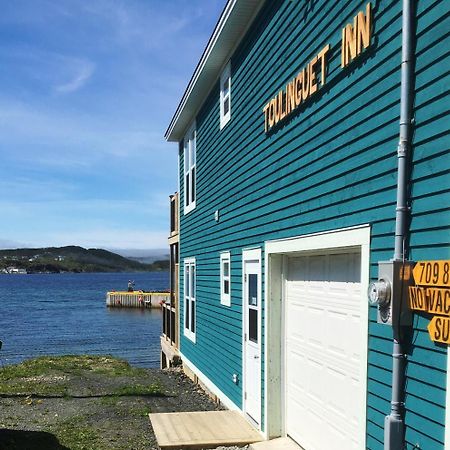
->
128, 405, 152, 417
112, 382, 164, 397
0, 380, 69, 397
0, 355, 146, 380
50, 416, 100, 450
0, 355, 152, 396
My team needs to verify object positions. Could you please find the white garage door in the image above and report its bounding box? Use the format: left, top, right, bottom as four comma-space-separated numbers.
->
285, 251, 366, 450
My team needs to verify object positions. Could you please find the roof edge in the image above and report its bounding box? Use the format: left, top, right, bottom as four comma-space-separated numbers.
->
165, 0, 265, 142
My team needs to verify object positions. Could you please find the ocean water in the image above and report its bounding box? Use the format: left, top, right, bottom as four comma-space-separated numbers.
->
0, 272, 168, 368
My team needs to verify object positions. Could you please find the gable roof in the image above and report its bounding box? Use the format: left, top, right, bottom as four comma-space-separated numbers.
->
165, 0, 265, 142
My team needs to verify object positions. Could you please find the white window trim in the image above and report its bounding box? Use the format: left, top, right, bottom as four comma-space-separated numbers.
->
183, 122, 196, 215
220, 62, 231, 129
220, 251, 231, 306
184, 257, 196, 343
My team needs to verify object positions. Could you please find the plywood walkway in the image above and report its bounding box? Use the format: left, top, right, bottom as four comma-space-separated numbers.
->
149, 410, 263, 450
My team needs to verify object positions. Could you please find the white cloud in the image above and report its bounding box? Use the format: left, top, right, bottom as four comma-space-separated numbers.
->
79, 1, 190, 50
55, 60, 95, 93
0, 98, 172, 166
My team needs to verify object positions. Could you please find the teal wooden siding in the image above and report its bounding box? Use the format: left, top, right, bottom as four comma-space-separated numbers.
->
178, 0, 449, 446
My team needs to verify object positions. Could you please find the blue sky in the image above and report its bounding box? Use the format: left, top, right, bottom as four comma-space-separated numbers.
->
0, 0, 225, 251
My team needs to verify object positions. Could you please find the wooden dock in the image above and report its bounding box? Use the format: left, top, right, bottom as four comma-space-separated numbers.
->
106, 291, 169, 309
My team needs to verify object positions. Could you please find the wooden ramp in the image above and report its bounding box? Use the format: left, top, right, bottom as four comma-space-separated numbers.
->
149, 410, 263, 450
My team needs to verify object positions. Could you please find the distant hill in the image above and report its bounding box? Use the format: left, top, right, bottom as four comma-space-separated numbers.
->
127, 255, 170, 264
110, 248, 170, 264
0, 246, 169, 274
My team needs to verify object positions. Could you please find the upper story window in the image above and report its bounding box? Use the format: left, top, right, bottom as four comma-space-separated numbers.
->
183, 123, 196, 214
184, 258, 196, 342
220, 252, 231, 306
220, 62, 231, 129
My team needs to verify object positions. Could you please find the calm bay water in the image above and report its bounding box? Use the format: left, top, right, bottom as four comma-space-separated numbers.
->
0, 272, 169, 368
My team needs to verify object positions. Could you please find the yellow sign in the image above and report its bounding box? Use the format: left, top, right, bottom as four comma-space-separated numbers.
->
413, 260, 450, 287
409, 286, 428, 312
263, 45, 330, 133
341, 3, 372, 68
262, 3, 372, 133
409, 286, 450, 316
427, 316, 450, 345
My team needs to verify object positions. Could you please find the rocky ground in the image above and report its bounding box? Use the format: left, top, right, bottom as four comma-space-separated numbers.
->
0, 356, 249, 450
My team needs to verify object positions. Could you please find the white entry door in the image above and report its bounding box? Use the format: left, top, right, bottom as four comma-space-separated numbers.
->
285, 251, 365, 450
243, 249, 261, 426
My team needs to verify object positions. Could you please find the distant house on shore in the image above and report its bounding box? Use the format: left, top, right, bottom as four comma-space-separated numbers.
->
164, 1, 449, 449
6, 267, 27, 274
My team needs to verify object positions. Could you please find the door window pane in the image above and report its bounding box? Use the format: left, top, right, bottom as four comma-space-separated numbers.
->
248, 273, 258, 306
249, 309, 258, 343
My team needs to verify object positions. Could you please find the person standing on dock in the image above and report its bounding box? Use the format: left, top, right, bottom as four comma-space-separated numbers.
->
127, 280, 134, 292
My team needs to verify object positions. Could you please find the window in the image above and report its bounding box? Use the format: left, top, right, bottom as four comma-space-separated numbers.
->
247, 273, 258, 343
220, 252, 231, 306
184, 123, 196, 214
184, 258, 196, 342
220, 62, 231, 129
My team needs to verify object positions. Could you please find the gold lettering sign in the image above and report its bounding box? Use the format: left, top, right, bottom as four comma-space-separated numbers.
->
262, 3, 373, 133
413, 260, 450, 287
409, 286, 450, 316
409, 260, 450, 346
427, 316, 450, 345
341, 3, 372, 68
263, 44, 330, 133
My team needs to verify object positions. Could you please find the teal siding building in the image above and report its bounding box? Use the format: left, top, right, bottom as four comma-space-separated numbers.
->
165, 1, 450, 449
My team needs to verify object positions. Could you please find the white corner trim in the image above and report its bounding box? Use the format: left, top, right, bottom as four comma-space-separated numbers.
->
180, 352, 240, 412
446, 349, 450, 450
